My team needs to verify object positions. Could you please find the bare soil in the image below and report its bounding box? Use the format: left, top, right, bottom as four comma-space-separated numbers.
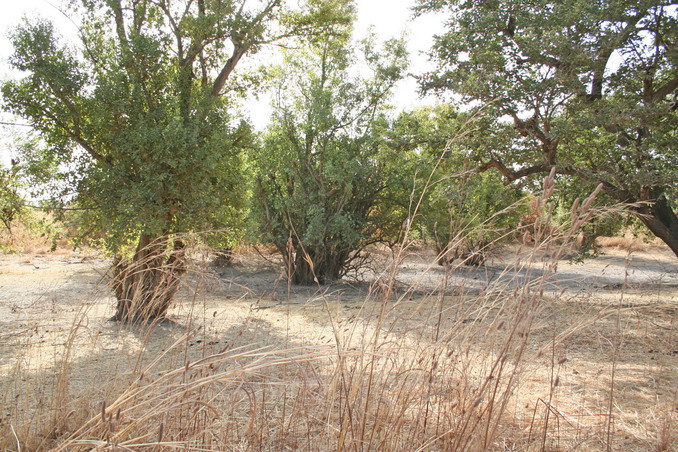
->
1, 244, 677, 450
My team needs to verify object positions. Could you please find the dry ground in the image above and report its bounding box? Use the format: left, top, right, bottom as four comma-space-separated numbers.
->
0, 243, 677, 450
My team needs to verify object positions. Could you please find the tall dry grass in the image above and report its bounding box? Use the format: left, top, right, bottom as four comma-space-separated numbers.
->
1, 172, 677, 451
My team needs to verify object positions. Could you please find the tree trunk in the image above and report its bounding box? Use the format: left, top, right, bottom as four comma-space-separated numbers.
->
436, 239, 487, 266
112, 234, 186, 324
633, 195, 678, 258
291, 248, 345, 285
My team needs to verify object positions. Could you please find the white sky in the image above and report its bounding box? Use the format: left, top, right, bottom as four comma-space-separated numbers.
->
0, 0, 446, 162
355, 0, 445, 110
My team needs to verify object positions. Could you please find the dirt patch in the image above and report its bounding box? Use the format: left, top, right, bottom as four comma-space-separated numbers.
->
1, 245, 677, 450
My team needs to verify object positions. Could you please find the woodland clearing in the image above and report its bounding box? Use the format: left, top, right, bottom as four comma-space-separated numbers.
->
0, 243, 677, 450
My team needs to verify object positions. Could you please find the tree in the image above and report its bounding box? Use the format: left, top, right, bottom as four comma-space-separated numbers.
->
254, 17, 408, 284
2, 0, 351, 323
417, 0, 678, 257
387, 106, 525, 265
0, 160, 24, 233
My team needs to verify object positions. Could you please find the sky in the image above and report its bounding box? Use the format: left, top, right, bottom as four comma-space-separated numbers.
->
0, 0, 446, 161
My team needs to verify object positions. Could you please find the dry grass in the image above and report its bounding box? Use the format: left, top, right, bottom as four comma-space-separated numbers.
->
0, 214, 74, 256
596, 234, 663, 252
1, 179, 677, 451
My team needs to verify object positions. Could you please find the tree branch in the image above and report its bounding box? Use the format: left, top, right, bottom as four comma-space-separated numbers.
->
211, 45, 247, 97
211, 0, 281, 97
477, 159, 551, 182
652, 73, 678, 104
477, 157, 634, 203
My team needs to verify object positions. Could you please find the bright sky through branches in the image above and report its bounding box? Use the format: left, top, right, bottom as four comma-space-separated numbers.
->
0, 0, 445, 160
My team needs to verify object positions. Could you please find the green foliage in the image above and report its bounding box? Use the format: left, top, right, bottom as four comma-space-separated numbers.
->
0, 162, 25, 233
387, 106, 525, 263
418, 0, 678, 256
2, 0, 356, 321
254, 16, 408, 283
1, 0, 354, 259
0, 157, 72, 253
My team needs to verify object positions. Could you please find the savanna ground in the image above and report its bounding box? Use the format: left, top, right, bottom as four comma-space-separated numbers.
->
0, 237, 677, 451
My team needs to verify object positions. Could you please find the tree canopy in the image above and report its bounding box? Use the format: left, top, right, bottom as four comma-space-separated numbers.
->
387, 105, 525, 264
417, 0, 678, 256
3, 0, 677, 318
2, 0, 354, 321
254, 14, 409, 284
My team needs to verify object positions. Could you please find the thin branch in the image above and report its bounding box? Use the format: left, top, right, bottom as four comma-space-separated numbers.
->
652, 73, 678, 104
0, 121, 33, 128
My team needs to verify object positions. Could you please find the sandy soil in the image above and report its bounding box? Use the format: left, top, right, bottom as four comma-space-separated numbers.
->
1, 244, 677, 450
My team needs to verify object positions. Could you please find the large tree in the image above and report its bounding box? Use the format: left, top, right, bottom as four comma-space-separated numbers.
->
417, 0, 678, 256
2, 0, 350, 323
254, 19, 408, 284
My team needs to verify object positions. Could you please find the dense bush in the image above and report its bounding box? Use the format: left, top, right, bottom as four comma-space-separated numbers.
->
254, 25, 408, 284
